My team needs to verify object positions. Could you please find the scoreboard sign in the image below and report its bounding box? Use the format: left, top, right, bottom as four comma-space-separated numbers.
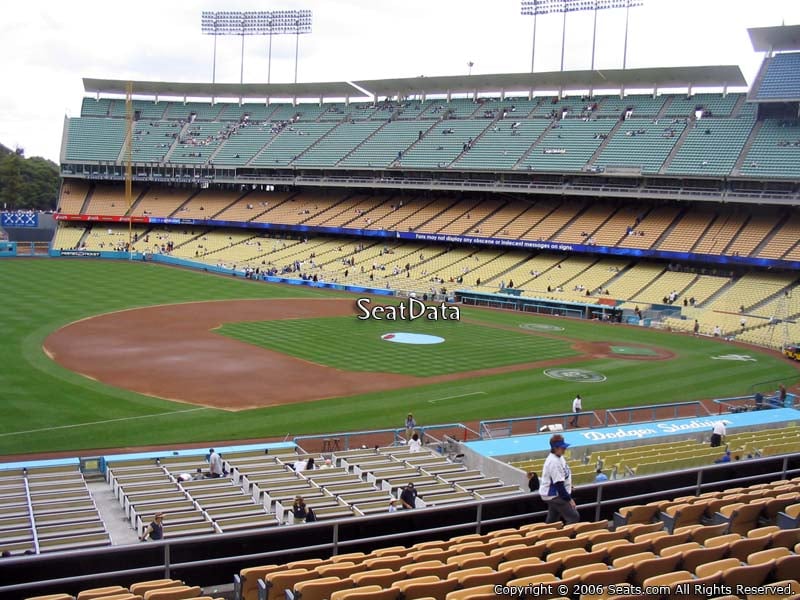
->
1, 212, 39, 228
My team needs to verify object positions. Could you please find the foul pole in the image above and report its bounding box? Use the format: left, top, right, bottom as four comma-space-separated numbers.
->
125, 82, 133, 260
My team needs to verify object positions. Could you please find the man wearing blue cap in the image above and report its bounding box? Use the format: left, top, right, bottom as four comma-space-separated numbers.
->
539, 434, 579, 524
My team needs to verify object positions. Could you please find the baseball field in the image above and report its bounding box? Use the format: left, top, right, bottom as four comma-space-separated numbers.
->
1, 258, 798, 456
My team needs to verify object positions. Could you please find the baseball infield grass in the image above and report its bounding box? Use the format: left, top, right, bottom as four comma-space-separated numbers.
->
219, 317, 577, 376
0, 258, 798, 456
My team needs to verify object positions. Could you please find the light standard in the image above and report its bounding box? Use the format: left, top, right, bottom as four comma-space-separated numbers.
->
521, 0, 643, 73
590, 1, 644, 70
620, 0, 644, 69
200, 10, 312, 84
520, 0, 564, 73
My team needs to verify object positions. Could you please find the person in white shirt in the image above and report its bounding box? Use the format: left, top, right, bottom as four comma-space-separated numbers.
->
710, 421, 727, 448
539, 434, 579, 524
293, 458, 308, 472
208, 448, 223, 478
569, 395, 583, 427
408, 433, 422, 453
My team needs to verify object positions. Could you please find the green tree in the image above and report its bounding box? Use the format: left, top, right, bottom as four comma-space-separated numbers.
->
0, 144, 60, 211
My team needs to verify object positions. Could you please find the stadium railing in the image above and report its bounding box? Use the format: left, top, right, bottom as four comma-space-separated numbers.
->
712, 394, 794, 413
479, 412, 604, 439
293, 424, 480, 452
604, 401, 710, 426
2, 453, 798, 600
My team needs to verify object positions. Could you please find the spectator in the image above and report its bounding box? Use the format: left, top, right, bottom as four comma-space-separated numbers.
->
400, 483, 418, 509
208, 448, 223, 478
714, 451, 732, 464
292, 496, 308, 523
693, 320, 699, 336
293, 457, 308, 472
595, 469, 608, 482
140, 513, 164, 541
710, 421, 726, 448
388, 499, 398, 513
713, 325, 722, 337
320, 458, 333, 470
408, 433, 422, 453
778, 384, 788, 406
306, 457, 316, 470
527, 471, 539, 493
540, 435, 579, 524
192, 468, 205, 480
405, 413, 417, 439
754, 391, 764, 410
569, 394, 582, 427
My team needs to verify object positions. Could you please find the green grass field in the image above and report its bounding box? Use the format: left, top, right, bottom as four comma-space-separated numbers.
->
219, 317, 577, 376
0, 258, 797, 456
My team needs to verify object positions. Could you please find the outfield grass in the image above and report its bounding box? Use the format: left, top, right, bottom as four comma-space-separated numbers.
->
219, 317, 577, 376
0, 259, 797, 456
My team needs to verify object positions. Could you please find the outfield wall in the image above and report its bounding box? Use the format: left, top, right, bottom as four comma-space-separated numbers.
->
45, 249, 395, 296
0, 241, 17, 257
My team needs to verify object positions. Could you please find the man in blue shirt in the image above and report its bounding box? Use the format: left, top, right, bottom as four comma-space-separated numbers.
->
595, 469, 608, 482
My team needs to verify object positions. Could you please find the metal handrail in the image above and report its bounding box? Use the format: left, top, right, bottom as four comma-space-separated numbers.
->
479, 411, 603, 439
22, 475, 40, 555
293, 423, 474, 449
603, 400, 709, 426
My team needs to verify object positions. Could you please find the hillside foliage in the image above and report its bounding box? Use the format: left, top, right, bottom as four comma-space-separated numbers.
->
0, 144, 60, 210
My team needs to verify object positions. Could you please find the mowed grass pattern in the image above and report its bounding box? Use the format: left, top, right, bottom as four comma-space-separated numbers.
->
219, 317, 577, 376
0, 259, 797, 456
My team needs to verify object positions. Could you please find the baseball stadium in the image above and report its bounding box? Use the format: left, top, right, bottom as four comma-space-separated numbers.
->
2, 3, 800, 600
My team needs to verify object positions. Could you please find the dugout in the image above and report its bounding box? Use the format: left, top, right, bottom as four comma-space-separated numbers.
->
456, 289, 622, 321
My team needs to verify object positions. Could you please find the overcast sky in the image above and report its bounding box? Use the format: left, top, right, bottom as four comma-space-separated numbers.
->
1, 0, 798, 162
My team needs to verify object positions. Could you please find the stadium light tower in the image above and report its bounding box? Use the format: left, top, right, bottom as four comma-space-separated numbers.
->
284, 9, 313, 84
521, 0, 594, 72
590, 1, 644, 70
621, 0, 643, 69
521, 1, 564, 73
260, 10, 314, 84
202, 10, 311, 85
521, 0, 643, 73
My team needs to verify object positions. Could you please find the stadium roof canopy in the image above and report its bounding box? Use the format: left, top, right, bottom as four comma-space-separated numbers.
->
354, 66, 747, 96
748, 25, 800, 52
84, 65, 746, 101
82, 78, 360, 99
